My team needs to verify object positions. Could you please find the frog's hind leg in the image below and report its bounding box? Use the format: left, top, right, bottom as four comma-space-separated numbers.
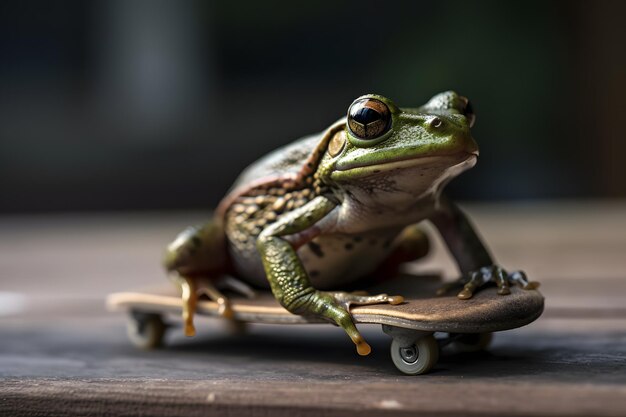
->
171, 274, 238, 335
164, 219, 230, 336
196, 277, 235, 319
171, 274, 198, 337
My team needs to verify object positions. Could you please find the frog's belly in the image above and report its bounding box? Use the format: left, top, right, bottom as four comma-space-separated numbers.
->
229, 232, 399, 290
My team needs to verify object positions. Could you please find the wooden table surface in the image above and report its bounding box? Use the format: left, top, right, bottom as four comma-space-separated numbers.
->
1, 201, 626, 416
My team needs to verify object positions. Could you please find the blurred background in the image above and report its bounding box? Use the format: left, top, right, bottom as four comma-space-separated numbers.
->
1, 0, 625, 213
2, 3, 626, 409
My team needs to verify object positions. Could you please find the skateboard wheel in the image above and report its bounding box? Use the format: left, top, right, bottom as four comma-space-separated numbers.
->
452, 332, 493, 353
126, 311, 166, 350
390, 334, 439, 375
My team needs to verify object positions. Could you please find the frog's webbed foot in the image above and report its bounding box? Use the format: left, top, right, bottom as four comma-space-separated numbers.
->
436, 266, 540, 300
307, 291, 404, 356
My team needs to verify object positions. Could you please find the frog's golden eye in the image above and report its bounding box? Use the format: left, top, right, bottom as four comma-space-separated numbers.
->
347, 98, 392, 140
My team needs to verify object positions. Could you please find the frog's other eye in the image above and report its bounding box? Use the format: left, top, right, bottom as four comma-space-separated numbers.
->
459, 96, 476, 128
347, 98, 392, 140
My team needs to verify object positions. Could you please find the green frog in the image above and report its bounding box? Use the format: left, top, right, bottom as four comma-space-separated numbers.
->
163, 91, 538, 356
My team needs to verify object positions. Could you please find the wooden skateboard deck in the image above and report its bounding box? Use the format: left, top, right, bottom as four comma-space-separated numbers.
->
107, 274, 543, 375
107, 275, 544, 334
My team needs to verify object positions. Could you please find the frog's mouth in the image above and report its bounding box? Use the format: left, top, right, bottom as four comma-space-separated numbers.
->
331, 150, 478, 182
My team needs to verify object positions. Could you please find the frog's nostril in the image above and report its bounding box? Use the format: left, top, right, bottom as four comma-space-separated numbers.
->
430, 117, 443, 128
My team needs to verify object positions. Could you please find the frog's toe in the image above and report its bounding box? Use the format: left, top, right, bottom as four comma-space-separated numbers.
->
217, 298, 234, 319
457, 288, 473, 300
196, 281, 236, 318
497, 286, 512, 296
525, 281, 540, 290
494, 268, 511, 295
509, 270, 540, 290
456, 270, 489, 300
330, 291, 405, 309
184, 322, 196, 337
388, 295, 405, 305
455, 266, 539, 300
356, 338, 372, 356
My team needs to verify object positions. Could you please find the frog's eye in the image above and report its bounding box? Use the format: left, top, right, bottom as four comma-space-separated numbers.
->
347, 98, 392, 140
459, 96, 476, 128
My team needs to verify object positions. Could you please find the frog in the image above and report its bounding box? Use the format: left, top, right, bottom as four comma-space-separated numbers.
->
163, 91, 538, 356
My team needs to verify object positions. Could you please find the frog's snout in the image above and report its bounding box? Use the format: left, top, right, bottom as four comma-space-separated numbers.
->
426, 91, 476, 128
458, 96, 476, 128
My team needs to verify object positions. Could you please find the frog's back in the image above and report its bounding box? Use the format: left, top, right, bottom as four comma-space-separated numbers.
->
230, 133, 321, 190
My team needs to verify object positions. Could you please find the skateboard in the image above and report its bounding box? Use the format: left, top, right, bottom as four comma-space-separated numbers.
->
106, 275, 544, 375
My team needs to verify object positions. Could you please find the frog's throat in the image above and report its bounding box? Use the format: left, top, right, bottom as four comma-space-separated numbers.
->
330, 152, 477, 182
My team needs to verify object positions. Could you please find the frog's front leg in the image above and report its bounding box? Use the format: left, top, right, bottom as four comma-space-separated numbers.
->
257, 196, 403, 356
430, 195, 539, 299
